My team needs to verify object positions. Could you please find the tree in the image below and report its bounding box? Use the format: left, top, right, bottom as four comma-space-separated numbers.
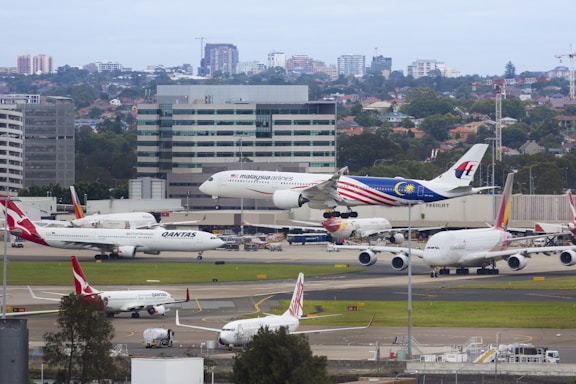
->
43, 294, 129, 383
504, 61, 516, 79
232, 327, 331, 384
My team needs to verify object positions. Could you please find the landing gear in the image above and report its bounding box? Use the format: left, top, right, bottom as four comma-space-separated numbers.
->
197, 252, 203, 260
131, 312, 140, 318
322, 209, 358, 219
476, 267, 499, 275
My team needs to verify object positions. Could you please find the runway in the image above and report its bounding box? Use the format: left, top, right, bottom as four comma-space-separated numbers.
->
4, 241, 576, 363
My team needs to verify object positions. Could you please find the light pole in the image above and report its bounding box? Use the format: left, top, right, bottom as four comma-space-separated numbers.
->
529, 165, 536, 195
238, 135, 245, 236
407, 203, 413, 360
485, 138, 497, 222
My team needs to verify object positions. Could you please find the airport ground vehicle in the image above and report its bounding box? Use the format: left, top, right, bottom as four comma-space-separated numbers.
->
143, 328, 175, 348
11, 237, 24, 248
287, 232, 332, 245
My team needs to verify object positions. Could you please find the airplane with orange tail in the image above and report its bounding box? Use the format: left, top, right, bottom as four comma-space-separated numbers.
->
338, 173, 576, 277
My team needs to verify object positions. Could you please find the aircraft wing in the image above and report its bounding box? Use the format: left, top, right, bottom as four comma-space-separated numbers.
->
336, 244, 425, 259
175, 310, 222, 333
137, 216, 207, 229
242, 220, 326, 233
292, 313, 375, 335
4, 309, 60, 316
300, 167, 348, 208
28, 285, 67, 301
477, 245, 576, 261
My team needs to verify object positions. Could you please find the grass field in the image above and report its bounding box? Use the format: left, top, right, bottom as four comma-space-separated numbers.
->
5, 261, 576, 328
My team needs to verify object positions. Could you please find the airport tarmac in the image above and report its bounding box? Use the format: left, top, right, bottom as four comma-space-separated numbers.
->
4, 241, 576, 363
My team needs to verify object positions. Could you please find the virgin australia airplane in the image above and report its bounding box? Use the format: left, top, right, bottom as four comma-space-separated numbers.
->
337, 173, 576, 277
1, 196, 224, 260
200, 143, 490, 218
175, 273, 374, 348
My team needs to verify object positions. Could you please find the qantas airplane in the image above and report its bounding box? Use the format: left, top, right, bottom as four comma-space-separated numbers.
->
338, 173, 576, 277
29, 256, 189, 318
175, 273, 374, 348
200, 143, 490, 218
0, 196, 224, 260
44, 186, 205, 230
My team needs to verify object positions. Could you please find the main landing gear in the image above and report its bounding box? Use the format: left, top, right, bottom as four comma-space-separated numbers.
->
94, 253, 120, 261
430, 266, 500, 278
322, 210, 359, 219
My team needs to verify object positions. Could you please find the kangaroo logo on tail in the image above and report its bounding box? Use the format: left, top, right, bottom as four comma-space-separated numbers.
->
71, 256, 99, 296
286, 273, 304, 318
0, 196, 43, 243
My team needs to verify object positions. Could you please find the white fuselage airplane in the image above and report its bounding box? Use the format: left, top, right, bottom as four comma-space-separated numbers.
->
534, 191, 576, 241
200, 144, 489, 218
29, 256, 189, 318
1, 196, 224, 259
176, 273, 373, 348
338, 173, 576, 277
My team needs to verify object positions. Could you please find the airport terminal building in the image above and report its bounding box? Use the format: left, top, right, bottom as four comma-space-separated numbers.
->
136, 85, 337, 210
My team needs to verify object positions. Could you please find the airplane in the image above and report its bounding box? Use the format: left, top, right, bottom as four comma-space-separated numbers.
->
242, 217, 408, 244
0, 196, 224, 260
175, 272, 374, 348
336, 173, 576, 277
47, 186, 206, 230
199, 143, 490, 218
534, 191, 576, 243
28, 256, 190, 318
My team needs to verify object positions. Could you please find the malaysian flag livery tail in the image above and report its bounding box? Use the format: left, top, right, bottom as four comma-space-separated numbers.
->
431, 144, 488, 186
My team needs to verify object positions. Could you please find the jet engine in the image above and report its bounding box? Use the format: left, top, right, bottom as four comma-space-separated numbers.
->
358, 249, 377, 266
391, 253, 409, 271
560, 250, 576, 266
116, 245, 137, 258
272, 190, 309, 209
387, 233, 405, 244
148, 305, 166, 316
506, 254, 528, 270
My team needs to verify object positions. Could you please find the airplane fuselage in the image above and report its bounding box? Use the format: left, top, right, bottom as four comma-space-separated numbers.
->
19, 226, 224, 254
323, 217, 392, 240
218, 315, 299, 347
99, 289, 175, 313
423, 228, 511, 268
200, 170, 472, 209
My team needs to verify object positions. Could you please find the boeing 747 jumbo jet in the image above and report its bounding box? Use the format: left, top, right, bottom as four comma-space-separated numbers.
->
29, 256, 189, 318
337, 173, 576, 277
200, 143, 489, 218
1, 196, 224, 260
176, 273, 374, 348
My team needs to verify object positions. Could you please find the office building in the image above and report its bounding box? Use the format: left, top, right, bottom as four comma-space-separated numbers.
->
370, 56, 392, 76
199, 43, 239, 77
16, 54, 53, 75
337, 55, 365, 77
407, 59, 446, 79
267, 51, 286, 68
136, 85, 336, 209
0, 105, 24, 193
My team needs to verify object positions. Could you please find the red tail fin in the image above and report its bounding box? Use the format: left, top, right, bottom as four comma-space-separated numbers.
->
71, 256, 98, 295
286, 273, 304, 318
185, 288, 190, 302
0, 195, 43, 243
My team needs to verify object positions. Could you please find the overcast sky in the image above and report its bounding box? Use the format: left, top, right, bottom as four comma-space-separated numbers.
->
2, 1, 574, 77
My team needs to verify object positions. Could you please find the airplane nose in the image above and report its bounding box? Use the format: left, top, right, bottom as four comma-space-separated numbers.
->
199, 181, 208, 194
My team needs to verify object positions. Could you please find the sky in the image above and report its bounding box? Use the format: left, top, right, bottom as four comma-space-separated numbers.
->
2, 1, 575, 77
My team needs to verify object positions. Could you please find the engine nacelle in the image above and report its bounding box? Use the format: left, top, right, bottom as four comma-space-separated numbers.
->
358, 249, 377, 266
148, 305, 167, 316
272, 190, 309, 209
391, 253, 409, 271
507, 254, 528, 271
560, 250, 576, 266
116, 245, 137, 258
388, 233, 405, 244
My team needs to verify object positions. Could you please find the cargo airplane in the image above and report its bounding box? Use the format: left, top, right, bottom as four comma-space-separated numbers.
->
200, 143, 489, 218
1, 196, 224, 260
337, 173, 576, 277
176, 273, 374, 348
28, 256, 190, 318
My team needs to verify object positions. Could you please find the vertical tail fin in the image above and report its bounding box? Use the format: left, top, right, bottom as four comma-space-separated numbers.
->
70, 186, 84, 219
0, 195, 41, 242
71, 256, 99, 295
431, 144, 489, 186
495, 173, 514, 230
284, 273, 304, 318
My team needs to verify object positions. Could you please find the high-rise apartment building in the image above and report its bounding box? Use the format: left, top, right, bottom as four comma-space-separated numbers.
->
199, 43, 239, 77
407, 59, 445, 79
17, 54, 53, 75
0, 105, 24, 194
337, 55, 366, 77
267, 51, 286, 68
136, 85, 336, 209
370, 56, 392, 77
16, 55, 33, 75
285, 55, 314, 74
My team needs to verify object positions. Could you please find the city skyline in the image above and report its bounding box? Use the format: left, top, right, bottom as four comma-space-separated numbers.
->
2, 0, 574, 77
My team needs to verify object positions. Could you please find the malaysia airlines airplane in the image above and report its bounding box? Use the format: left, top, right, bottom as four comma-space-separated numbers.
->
534, 191, 576, 241
338, 173, 576, 277
1, 196, 224, 260
200, 143, 490, 218
175, 273, 374, 348
29, 256, 189, 318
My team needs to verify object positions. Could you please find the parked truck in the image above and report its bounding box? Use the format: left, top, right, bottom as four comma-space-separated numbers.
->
143, 328, 174, 348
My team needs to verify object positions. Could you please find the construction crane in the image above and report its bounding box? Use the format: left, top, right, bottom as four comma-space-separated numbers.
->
555, 45, 576, 100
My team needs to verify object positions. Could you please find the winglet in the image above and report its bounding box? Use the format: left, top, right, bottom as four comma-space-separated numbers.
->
185, 288, 190, 302
337, 166, 349, 176
368, 313, 376, 327
495, 173, 514, 230
175, 310, 181, 326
